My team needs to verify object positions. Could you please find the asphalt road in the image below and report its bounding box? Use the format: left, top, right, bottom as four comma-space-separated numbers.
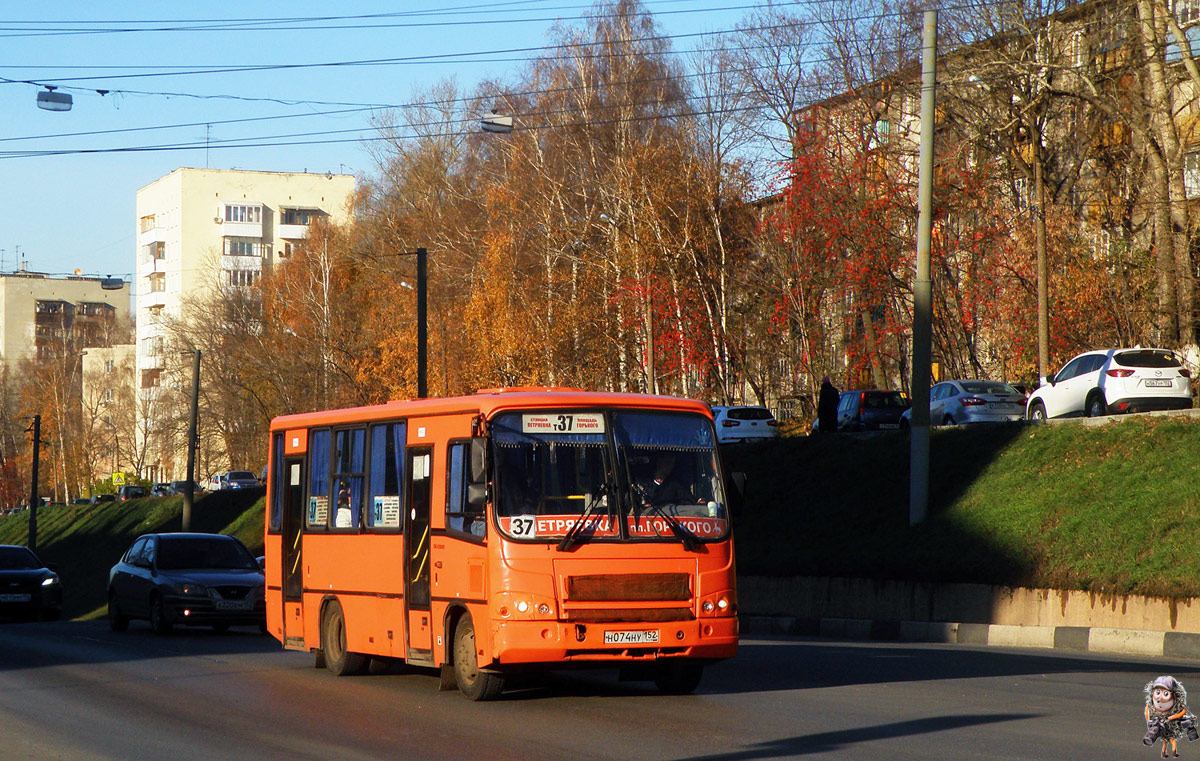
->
0, 620, 1190, 760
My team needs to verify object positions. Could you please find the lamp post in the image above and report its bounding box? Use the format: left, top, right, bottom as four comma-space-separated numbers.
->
183, 349, 200, 531
27, 415, 41, 552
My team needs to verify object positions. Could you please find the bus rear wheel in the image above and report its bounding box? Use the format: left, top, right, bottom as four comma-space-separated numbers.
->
453, 615, 504, 701
322, 600, 367, 676
654, 659, 703, 695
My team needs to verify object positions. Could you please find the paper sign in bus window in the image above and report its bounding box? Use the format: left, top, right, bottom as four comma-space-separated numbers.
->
308, 495, 329, 525
373, 495, 401, 527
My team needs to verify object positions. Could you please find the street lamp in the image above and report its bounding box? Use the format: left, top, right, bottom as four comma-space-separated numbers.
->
36, 86, 72, 112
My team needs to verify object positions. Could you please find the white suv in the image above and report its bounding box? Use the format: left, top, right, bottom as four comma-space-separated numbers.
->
1026, 348, 1193, 420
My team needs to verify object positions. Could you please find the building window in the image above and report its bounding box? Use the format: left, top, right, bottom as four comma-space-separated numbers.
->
140, 215, 157, 233
77, 302, 114, 317
224, 237, 262, 257
282, 240, 304, 258
1186, 152, 1200, 198
104, 388, 114, 404
105, 359, 114, 374
147, 241, 165, 260
149, 273, 166, 292
281, 207, 321, 226
228, 269, 260, 288
224, 204, 261, 223
1173, 0, 1200, 26
141, 369, 161, 389
35, 300, 65, 315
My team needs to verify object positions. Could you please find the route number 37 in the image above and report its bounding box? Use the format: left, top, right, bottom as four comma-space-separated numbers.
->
509, 516, 537, 537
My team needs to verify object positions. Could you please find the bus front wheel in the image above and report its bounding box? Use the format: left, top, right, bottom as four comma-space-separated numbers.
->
453, 615, 504, 701
654, 659, 703, 695
322, 600, 367, 676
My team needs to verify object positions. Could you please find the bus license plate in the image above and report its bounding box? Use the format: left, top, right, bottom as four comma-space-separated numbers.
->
1144, 379, 1173, 387
604, 629, 659, 645
215, 600, 252, 611
0, 593, 30, 602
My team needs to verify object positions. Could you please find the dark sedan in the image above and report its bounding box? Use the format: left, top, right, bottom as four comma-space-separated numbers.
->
108, 533, 265, 635
0, 545, 62, 621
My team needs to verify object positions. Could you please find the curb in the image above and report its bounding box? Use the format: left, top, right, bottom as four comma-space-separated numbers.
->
741, 616, 1200, 660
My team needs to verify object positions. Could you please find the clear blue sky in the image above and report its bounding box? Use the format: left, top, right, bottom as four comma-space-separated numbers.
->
0, 1, 757, 287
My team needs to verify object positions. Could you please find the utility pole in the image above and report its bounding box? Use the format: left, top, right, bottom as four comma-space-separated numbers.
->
27, 415, 40, 552
416, 247, 427, 398
910, 10, 937, 526
183, 350, 200, 531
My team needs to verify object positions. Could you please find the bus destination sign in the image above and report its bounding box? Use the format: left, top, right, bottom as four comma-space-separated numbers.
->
521, 413, 605, 434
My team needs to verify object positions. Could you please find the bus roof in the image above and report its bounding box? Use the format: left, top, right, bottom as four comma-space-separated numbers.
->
269, 388, 713, 431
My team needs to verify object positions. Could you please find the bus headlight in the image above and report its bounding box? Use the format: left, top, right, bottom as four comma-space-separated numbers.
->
496, 592, 557, 620
698, 590, 736, 617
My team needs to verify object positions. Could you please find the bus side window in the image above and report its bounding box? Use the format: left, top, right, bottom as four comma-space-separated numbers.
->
307, 430, 331, 529
446, 441, 484, 537
367, 422, 405, 531
332, 428, 366, 530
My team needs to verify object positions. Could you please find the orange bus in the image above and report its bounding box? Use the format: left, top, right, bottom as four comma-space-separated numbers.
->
264, 388, 738, 700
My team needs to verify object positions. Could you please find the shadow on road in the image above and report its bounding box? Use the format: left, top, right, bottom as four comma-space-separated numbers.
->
701, 638, 1192, 695
0, 619, 279, 673
668, 713, 1037, 760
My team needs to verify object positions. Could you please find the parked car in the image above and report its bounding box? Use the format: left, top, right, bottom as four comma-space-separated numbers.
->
117, 485, 149, 501
169, 480, 203, 495
150, 483, 173, 497
210, 471, 260, 491
107, 532, 266, 634
70, 497, 91, 506
1026, 348, 1193, 421
711, 405, 780, 444
0, 545, 62, 621
88, 494, 115, 505
901, 380, 1026, 427
834, 390, 911, 432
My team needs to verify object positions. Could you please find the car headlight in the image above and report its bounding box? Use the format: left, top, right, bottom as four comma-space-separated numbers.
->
41, 576, 59, 587
174, 582, 208, 596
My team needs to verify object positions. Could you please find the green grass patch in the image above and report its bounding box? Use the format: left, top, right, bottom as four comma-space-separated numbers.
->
0, 489, 265, 620
725, 415, 1200, 599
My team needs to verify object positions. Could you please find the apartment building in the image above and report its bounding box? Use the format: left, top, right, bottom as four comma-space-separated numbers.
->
0, 269, 130, 368
134, 167, 356, 478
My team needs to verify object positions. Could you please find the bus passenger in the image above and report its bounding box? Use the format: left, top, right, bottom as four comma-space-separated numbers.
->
334, 480, 353, 528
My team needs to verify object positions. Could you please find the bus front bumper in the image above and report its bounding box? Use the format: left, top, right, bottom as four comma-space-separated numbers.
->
490, 615, 738, 665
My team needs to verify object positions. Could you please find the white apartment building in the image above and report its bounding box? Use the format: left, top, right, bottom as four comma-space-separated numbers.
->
134, 167, 356, 477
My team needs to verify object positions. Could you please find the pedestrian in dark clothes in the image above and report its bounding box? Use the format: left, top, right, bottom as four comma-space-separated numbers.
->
817, 376, 840, 434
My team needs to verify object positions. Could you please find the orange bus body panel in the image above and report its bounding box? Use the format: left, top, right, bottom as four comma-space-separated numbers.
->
265, 389, 738, 676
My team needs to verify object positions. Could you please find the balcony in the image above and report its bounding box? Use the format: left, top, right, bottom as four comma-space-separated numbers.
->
139, 225, 167, 246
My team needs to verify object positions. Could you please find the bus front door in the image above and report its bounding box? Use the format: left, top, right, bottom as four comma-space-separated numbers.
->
405, 448, 433, 662
281, 457, 306, 648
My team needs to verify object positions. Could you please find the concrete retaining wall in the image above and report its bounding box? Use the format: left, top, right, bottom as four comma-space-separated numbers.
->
741, 576, 1200, 634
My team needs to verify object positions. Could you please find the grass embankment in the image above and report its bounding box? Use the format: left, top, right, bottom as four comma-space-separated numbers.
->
8, 415, 1200, 620
0, 490, 265, 620
725, 414, 1200, 599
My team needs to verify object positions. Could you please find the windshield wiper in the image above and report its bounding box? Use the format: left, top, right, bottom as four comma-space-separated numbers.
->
640, 503, 702, 553
557, 488, 608, 552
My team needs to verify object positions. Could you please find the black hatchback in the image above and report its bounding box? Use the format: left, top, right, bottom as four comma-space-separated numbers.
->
108, 533, 265, 634
0, 545, 62, 621
836, 390, 911, 432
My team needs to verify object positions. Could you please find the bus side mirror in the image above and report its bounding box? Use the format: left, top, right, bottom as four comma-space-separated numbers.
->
466, 483, 487, 511
469, 438, 487, 484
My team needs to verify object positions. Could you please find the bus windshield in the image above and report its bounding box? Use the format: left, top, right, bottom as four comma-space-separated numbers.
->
490, 409, 729, 545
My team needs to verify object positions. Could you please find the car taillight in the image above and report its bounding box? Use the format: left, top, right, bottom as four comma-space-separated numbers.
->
1105, 369, 1134, 378
722, 420, 739, 427
858, 392, 866, 419
767, 420, 778, 427
960, 397, 987, 406
1181, 368, 1192, 378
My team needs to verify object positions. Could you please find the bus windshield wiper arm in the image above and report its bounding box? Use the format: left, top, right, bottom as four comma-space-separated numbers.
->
557, 489, 606, 552
642, 503, 702, 552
